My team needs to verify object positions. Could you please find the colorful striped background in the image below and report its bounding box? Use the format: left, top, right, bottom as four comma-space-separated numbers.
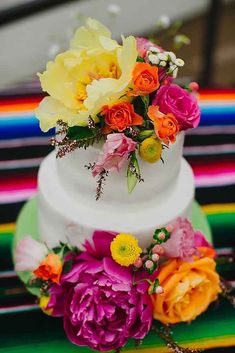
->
0, 89, 235, 352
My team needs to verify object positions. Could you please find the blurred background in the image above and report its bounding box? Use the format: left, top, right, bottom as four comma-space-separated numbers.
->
0, 0, 235, 92
0, 2, 235, 352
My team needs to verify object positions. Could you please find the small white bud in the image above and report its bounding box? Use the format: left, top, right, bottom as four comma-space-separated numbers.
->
107, 3, 121, 16
149, 46, 161, 54
155, 285, 164, 294
148, 54, 159, 65
158, 14, 171, 28
168, 51, 177, 63
159, 61, 167, 67
175, 58, 185, 67
158, 53, 168, 61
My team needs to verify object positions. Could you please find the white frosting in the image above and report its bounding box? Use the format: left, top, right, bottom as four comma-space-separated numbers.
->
38, 135, 195, 249
56, 132, 185, 205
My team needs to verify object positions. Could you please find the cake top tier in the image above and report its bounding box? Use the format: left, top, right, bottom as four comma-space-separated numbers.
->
35, 18, 200, 200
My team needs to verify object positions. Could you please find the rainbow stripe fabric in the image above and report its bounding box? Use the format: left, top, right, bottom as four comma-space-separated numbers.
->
0, 89, 234, 352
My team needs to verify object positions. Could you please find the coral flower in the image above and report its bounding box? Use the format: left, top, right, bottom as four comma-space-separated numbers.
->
102, 102, 143, 133
151, 257, 221, 324
129, 62, 159, 96
34, 253, 62, 284
148, 105, 179, 144
110, 233, 142, 266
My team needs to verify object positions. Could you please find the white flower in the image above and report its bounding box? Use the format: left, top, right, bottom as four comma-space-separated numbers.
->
15, 236, 48, 272
175, 58, 185, 67
148, 54, 159, 65
149, 46, 161, 54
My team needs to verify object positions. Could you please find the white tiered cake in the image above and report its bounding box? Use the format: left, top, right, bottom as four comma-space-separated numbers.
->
38, 131, 194, 249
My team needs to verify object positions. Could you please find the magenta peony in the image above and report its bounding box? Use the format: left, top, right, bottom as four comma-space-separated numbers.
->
48, 230, 153, 351
153, 84, 200, 130
162, 218, 196, 261
92, 133, 136, 177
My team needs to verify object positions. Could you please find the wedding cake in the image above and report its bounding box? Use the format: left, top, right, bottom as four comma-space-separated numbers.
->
15, 18, 222, 353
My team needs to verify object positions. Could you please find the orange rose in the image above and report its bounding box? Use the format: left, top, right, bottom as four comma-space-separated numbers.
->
34, 253, 62, 284
129, 62, 159, 96
102, 102, 143, 133
151, 257, 221, 324
148, 105, 179, 144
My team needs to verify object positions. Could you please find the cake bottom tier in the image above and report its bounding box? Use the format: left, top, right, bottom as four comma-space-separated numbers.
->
38, 152, 196, 248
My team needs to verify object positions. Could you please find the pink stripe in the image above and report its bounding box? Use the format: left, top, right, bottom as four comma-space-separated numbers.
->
0, 189, 37, 203
195, 173, 235, 187
0, 179, 37, 192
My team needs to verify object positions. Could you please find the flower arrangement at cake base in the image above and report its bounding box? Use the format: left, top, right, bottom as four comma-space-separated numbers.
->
15, 218, 223, 353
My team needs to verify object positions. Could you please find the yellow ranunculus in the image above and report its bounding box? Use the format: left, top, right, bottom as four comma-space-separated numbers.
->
35, 18, 137, 131
151, 257, 221, 324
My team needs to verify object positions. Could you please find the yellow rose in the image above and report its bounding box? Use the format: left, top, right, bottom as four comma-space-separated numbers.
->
35, 18, 137, 131
151, 257, 221, 324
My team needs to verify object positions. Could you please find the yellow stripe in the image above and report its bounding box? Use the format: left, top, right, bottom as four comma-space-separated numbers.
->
0, 223, 16, 233
125, 336, 235, 353
202, 203, 235, 215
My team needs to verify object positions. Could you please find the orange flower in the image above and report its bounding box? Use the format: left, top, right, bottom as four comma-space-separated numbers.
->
151, 257, 221, 324
148, 105, 179, 144
33, 253, 62, 284
102, 102, 143, 133
129, 62, 159, 96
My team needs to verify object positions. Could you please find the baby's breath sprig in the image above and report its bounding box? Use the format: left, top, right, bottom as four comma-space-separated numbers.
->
55, 119, 69, 135
95, 169, 109, 201
153, 324, 204, 353
128, 156, 144, 183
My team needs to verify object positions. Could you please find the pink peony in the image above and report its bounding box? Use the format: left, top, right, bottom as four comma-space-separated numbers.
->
153, 84, 201, 130
15, 235, 48, 272
92, 133, 136, 177
48, 230, 153, 351
162, 218, 196, 261
194, 230, 212, 248
136, 37, 163, 58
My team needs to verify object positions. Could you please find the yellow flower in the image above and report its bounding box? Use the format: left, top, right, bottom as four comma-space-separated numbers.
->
110, 233, 142, 267
35, 18, 137, 131
39, 296, 52, 316
139, 137, 162, 163
151, 257, 221, 324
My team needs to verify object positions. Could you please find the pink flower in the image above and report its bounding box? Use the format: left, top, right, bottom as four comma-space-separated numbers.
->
136, 37, 163, 58
162, 218, 196, 261
92, 133, 136, 177
48, 230, 153, 351
153, 84, 201, 130
15, 235, 47, 272
194, 230, 212, 248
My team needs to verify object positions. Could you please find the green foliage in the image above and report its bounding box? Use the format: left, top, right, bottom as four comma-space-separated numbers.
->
137, 56, 145, 62
66, 126, 95, 141
133, 95, 149, 119
127, 152, 141, 193
153, 227, 171, 244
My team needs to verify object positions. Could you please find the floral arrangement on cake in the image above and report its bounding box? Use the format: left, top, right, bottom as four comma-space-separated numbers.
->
35, 18, 200, 199
15, 218, 225, 353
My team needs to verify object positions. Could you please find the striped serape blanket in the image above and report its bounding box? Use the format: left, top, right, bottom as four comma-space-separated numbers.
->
0, 89, 234, 352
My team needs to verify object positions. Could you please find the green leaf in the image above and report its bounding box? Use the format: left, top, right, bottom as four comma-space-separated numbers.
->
127, 153, 140, 193
67, 126, 95, 141
137, 56, 145, 62
153, 278, 159, 292
140, 95, 149, 114
62, 259, 74, 274
138, 129, 154, 141
133, 95, 149, 118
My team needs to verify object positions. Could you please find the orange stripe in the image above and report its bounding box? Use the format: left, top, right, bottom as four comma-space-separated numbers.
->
0, 102, 40, 112
199, 93, 235, 100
